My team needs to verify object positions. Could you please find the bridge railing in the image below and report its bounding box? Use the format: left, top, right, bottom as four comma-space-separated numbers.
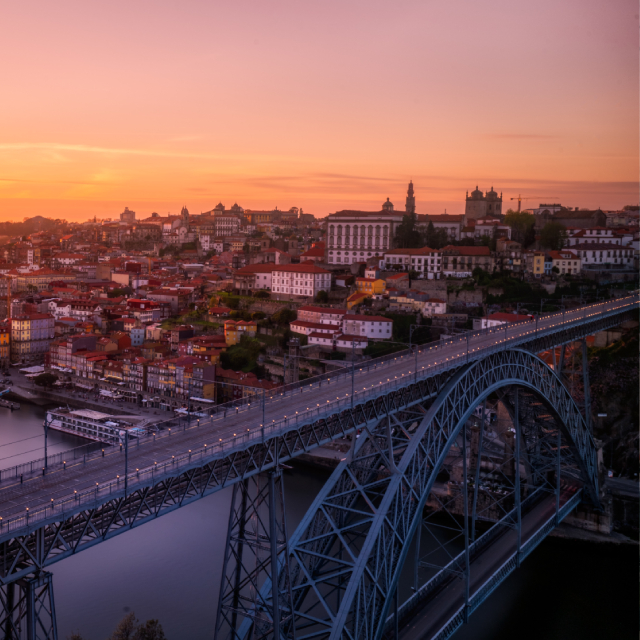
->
0, 296, 635, 512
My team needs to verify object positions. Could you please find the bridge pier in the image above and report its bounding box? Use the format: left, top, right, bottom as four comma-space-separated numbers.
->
0, 571, 57, 640
215, 469, 294, 640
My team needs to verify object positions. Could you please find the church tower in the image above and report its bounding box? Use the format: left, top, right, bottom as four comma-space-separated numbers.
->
405, 181, 416, 214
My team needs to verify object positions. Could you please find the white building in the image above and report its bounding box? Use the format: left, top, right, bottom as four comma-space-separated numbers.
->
381, 247, 442, 279
290, 321, 341, 336
565, 227, 620, 246
417, 214, 464, 242
325, 209, 404, 265
297, 306, 346, 325
342, 314, 392, 338
571, 243, 633, 267
214, 214, 242, 236
473, 312, 533, 330
421, 298, 447, 316
271, 265, 331, 298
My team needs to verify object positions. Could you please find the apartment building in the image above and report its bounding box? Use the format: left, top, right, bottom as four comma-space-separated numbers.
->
569, 244, 633, 267
548, 250, 581, 275
341, 314, 392, 339
297, 306, 346, 325
441, 246, 494, 278
271, 264, 331, 298
11, 313, 55, 363
381, 247, 442, 279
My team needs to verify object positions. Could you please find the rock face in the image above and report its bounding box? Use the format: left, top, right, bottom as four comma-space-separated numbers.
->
588, 331, 639, 478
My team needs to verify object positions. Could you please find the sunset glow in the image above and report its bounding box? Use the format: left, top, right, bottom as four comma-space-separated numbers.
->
1, 0, 637, 220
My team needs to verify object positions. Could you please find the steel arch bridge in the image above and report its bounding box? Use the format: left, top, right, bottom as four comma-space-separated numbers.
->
216, 349, 598, 640
0, 296, 636, 638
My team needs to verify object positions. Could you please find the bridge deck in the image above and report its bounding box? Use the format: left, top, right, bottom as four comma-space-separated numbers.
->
0, 297, 634, 531
398, 484, 580, 640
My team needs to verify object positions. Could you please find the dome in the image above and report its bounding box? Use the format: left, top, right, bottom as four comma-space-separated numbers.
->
382, 197, 394, 211
471, 186, 483, 199
214, 202, 225, 210
486, 186, 498, 198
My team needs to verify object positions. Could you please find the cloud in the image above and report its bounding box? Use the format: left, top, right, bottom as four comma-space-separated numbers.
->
483, 133, 561, 140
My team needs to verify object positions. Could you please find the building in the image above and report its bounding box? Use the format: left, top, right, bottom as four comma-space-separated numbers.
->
422, 298, 447, 316
341, 314, 392, 339
297, 306, 346, 325
324, 208, 404, 265
548, 250, 581, 275
417, 214, 464, 242
11, 313, 55, 363
473, 312, 533, 330
381, 247, 442, 279
270, 264, 331, 298
565, 227, 621, 246
441, 246, 494, 278
524, 251, 545, 278
464, 187, 503, 223
355, 278, 385, 296
120, 207, 136, 222
224, 320, 257, 346
534, 208, 607, 231
570, 244, 633, 268
0, 323, 10, 366
290, 320, 341, 336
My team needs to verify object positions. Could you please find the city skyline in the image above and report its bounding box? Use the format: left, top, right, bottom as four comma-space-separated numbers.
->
0, 0, 637, 221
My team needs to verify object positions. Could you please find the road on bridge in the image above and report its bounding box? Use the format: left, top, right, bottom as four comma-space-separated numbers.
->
398, 484, 580, 640
0, 297, 633, 524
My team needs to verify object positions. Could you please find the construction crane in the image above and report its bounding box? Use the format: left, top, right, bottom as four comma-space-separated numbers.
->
510, 195, 560, 212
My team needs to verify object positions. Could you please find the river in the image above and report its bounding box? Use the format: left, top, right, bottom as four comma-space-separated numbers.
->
0, 406, 636, 639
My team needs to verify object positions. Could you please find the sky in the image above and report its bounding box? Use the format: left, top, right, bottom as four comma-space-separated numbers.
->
0, 0, 637, 221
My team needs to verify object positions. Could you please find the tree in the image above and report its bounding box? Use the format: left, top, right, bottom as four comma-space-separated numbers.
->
314, 290, 329, 303
540, 222, 567, 250
108, 612, 167, 640
271, 308, 297, 326
253, 290, 269, 299
408, 269, 420, 286
504, 209, 536, 246
423, 222, 449, 250
394, 213, 422, 249
34, 372, 57, 388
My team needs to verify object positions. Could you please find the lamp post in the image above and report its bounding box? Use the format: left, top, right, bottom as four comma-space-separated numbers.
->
119, 429, 129, 499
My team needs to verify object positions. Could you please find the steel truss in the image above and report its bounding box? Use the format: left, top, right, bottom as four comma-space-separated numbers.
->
252, 349, 597, 640
0, 571, 57, 639
215, 469, 295, 640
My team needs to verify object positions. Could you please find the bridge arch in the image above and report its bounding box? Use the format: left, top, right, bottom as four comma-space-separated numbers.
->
280, 349, 597, 640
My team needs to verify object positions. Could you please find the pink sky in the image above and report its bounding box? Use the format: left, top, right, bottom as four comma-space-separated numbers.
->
0, 0, 637, 221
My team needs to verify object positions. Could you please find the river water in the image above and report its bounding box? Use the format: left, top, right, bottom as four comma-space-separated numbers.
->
0, 406, 636, 639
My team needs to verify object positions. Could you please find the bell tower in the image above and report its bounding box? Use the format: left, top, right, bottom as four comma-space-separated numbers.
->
405, 181, 416, 214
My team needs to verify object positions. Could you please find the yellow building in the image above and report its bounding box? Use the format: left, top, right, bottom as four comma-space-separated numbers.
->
531, 252, 545, 277
355, 278, 385, 296
0, 323, 10, 365
346, 292, 370, 310
224, 320, 258, 346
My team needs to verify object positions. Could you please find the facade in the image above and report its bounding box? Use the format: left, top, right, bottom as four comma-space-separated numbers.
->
355, 278, 385, 296
417, 214, 464, 242
464, 187, 503, 222
0, 323, 10, 365
473, 312, 533, 330
224, 320, 257, 346
290, 321, 341, 336
11, 313, 55, 363
441, 246, 494, 278
565, 228, 620, 246
422, 298, 447, 316
569, 244, 633, 268
341, 314, 392, 339
270, 264, 331, 298
324, 210, 404, 265
381, 247, 442, 279
297, 306, 346, 325
524, 251, 545, 278
548, 250, 581, 275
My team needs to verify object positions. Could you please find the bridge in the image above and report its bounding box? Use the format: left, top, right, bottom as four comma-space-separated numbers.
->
0, 295, 636, 639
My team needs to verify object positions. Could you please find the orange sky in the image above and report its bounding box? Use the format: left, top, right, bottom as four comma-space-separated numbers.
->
0, 0, 637, 221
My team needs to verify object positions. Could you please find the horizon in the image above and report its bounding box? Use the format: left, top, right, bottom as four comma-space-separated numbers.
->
0, 0, 637, 221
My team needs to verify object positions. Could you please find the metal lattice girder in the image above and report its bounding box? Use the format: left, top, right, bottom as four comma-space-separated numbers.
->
0, 571, 57, 640
0, 371, 453, 584
280, 349, 597, 640
215, 470, 294, 640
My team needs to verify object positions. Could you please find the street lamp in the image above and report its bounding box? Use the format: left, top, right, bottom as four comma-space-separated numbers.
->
119, 429, 129, 498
